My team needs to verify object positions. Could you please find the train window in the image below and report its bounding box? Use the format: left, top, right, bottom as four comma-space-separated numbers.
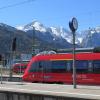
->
93, 60, 100, 73
29, 61, 52, 73
40, 61, 51, 73
88, 61, 93, 72
76, 60, 88, 73
37, 61, 43, 72
29, 62, 39, 72
51, 60, 67, 73
67, 61, 72, 72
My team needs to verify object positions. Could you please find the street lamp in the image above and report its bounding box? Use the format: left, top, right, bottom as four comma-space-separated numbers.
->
69, 17, 78, 89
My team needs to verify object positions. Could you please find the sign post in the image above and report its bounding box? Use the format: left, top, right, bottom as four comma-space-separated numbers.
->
69, 17, 78, 89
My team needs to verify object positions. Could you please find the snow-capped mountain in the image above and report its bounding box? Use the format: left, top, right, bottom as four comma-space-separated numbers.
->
16, 20, 100, 48
0, 20, 100, 54
0, 23, 32, 53
81, 27, 100, 47
16, 21, 80, 47
17, 21, 47, 32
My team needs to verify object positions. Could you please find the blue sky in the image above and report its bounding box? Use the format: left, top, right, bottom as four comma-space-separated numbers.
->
0, 0, 100, 31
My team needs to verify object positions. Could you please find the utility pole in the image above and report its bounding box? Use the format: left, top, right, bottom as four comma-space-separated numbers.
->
32, 27, 35, 56
69, 17, 78, 89
32, 26, 39, 56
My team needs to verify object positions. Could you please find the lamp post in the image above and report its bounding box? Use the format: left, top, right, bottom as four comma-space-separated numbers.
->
69, 17, 78, 89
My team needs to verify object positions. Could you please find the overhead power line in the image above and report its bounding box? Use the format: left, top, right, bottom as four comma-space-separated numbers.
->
0, 0, 35, 10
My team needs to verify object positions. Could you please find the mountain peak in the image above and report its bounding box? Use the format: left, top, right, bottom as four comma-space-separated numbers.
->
18, 20, 47, 32
31, 21, 46, 32
16, 20, 79, 45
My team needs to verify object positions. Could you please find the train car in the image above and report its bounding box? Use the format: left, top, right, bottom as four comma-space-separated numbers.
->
22, 52, 100, 85
12, 63, 28, 73
12, 60, 29, 73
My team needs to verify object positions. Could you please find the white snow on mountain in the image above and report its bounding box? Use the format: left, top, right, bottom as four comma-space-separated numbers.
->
17, 21, 47, 33
80, 27, 100, 47
32, 21, 47, 32
77, 37, 83, 43
50, 27, 62, 37
95, 26, 100, 33
1, 19, 100, 48
16, 21, 81, 45
49, 26, 75, 44
16, 20, 100, 47
16, 26, 24, 30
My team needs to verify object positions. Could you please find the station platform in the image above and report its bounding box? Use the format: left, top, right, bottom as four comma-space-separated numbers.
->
0, 82, 100, 100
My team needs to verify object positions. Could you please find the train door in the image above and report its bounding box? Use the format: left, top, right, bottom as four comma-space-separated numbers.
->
43, 61, 52, 82
37, 61, 51, 83
29, 61, 44, 82
92, 60, 100, 84
66, 61, 73, 84
37, 61, 44, 82
85, 60, 100, 85
44, 60, 70, 83
76, 60, 88, 84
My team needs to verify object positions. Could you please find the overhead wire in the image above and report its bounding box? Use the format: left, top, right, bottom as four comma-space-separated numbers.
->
0, 0, 98, 21
0, 0, 35, 10
0, 0, 99, 30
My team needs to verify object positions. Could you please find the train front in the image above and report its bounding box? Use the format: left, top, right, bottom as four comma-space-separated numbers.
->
22, 56, 35, 82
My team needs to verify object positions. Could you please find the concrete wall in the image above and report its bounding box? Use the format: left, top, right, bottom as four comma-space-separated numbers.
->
0, 92, 92, 100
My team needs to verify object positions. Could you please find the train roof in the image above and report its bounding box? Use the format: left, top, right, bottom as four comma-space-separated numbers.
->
32, 52, 100, 61
56, 48, 94, 53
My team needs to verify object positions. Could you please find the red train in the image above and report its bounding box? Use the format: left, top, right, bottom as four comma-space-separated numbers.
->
22, 52, 100, 85
12, 60, 29, 73
12, 63, 28, 73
